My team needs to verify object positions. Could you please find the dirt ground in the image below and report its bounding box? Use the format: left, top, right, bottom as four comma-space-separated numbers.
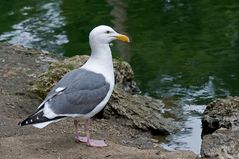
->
0, 43, 197, 159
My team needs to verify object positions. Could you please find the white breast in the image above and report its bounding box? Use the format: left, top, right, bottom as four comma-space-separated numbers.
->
82, 55, 115, 85
79, 60, 114, 118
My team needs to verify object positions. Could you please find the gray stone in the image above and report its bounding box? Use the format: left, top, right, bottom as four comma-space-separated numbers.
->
202, 96, 239, 135
106, 87, 180, 134
201, 129, 239, 159
201, 96, 239, 158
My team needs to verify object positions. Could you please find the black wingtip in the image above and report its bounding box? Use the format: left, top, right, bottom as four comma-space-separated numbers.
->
18, 119, 27, 126
18, 112, 66, 127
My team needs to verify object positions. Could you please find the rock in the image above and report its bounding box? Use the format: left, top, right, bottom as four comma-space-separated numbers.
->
201, 129, 239, 159
106, 87, 180, 134
201, 96, 239, 158
113, 59, 141, 95
202, 96, 239, 135
29, 54, 180, 134
165, 150, 197, 159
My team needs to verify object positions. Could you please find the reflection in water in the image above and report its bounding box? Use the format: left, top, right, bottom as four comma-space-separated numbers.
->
159, 76, 219, 153
0, 0, 68, 54
106, 0, 131, 62
157, 76, 228, 154
1, 0, 239, 154
60, 0, 112, 56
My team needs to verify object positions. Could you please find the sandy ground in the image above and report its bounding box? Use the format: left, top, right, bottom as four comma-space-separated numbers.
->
0, 43, 197, 159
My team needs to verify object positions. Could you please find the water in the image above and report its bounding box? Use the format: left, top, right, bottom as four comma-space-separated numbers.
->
1, 0, 239, 154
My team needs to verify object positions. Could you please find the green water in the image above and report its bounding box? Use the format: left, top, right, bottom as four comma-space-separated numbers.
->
1, 0, 239, 154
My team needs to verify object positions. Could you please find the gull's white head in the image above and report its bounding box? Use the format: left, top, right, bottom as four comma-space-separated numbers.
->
89, 25, 130, 45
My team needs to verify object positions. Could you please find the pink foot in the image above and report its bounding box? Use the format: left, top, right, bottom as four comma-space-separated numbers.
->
75, 136, 87, 143
87, 139, 108, 147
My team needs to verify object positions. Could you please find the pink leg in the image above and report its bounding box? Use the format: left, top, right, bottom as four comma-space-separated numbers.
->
74, 120, 87, 143
85, 119, 108, 147
74, 119, 107, 147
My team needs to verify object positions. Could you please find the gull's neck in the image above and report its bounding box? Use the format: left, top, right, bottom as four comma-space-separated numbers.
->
90, 43, 112, 61
82, 42, 114, 83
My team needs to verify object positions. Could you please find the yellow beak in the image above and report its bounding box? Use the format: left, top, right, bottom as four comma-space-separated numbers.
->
115, 34, 130, 43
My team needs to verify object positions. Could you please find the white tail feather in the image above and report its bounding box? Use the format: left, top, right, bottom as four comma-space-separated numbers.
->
32, 119, 62, 129
32, 121, 55, 128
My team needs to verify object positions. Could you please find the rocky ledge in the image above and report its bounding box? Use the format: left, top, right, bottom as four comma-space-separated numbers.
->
201, 96, 239, 159
0, 43, 196, 159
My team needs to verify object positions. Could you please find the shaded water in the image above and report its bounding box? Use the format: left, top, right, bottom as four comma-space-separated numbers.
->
1, 0, 239, 154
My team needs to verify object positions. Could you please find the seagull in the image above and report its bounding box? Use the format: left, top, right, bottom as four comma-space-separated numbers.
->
19, 25, 130, 147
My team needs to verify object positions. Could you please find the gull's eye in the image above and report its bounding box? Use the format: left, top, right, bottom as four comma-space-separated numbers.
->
105, 30, 111, 34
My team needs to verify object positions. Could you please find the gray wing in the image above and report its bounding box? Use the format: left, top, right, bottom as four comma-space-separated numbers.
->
46, 69, 110, 115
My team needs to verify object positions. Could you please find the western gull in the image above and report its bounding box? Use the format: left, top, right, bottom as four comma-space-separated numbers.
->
19, 25, 130, 147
